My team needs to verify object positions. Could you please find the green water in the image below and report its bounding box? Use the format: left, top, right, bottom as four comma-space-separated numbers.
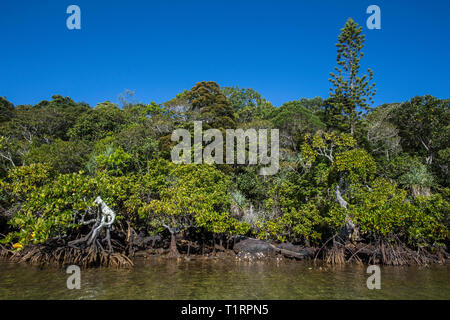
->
0, 258, 449, 299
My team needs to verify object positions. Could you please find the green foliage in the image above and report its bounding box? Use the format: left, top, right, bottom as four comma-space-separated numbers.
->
301, 130, 356, 166
265, 172, 304, 214
365, 103, 401, 160
6, 163, 51, 198
391, 96, 449, 159
377, 153, 422, 181
2, 96, 90, 142
258, 202, 322, 243
269, 100, 324, 131
1, 172, 94, 247
327, 178, 448, 246
25, 139, 91, 174
230, 189, 247, 209
235, 170, 266, 204
95, 146, 132, 176
221, 86, 274, 122
138, 163, 247, 236
399, 164, 435, 188
267, 99, 325, 149
281, 203, 322, 241
329, 178, 410, 235
390, 96, 449, 186
187, 81, 236, 130
412, 194, 449, 245
68, 102, 125, 141
333, 148, 376, 184
0, 97, 14, 123
1, 169, 140, 249
114, 124, 158, 171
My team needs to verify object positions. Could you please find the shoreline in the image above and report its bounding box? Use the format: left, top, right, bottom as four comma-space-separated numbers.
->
1, 238, 449, 269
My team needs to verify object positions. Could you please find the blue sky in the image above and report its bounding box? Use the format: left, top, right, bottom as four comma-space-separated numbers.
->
1, 0, 449, 108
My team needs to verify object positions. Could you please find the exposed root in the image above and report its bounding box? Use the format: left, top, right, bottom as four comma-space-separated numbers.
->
324, 242, 346, 265
367, 238, 437, 266
1, 233, 446, 268
1, 243, 133, 268
315, 235, 445, 266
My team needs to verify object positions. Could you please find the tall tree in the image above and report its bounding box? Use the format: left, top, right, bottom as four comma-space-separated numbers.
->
186, 81, 236, 130
328, 18, 376, 135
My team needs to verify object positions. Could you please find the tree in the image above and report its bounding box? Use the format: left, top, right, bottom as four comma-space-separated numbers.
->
221, 86, 274, 123
301, 130, 376, 241
25, 139, 91, 174
329, 178, 448, 249
33, 95, 91, 139
258, 202, 322, 244
0, 95, 91, 174
1, 170, 94, 247
328, 18, 376, 135
0, 97, 14, 123
390, 96, 449, 166
138, 163, 233, 257
95, 146, 133, 176
365, 103, 401, 160
268, 99, 325, 151
186, 81, 236, 131
1, 80, 449, 267
163, 90, 190, 120
114, 124, 159, 172
68, 101, 125, 141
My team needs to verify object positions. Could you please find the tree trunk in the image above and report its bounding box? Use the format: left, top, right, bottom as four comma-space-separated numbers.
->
305, 237, 311, 248
201, 234, 205, 255
168, 232, 179, 258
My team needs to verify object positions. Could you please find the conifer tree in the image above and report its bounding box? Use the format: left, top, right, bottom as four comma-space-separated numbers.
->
328, 18, 376, 135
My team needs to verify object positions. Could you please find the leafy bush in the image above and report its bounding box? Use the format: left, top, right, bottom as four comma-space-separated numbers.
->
95, 146, 132, 176
1, 172, 94, 247
25, 139, 91, 174
327, 178, 449, 246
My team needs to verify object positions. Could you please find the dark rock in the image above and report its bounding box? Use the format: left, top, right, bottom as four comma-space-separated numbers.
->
275, 242, 315, 258
276, 242, 302, 252
134, 250, 151, 258
143, 235, 162, 246
233, 239, 276, 255
232, 238, 315, 260
134, 235, 162, 248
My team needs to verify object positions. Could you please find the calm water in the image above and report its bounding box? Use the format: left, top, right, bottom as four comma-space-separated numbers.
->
0, 257, 449, 299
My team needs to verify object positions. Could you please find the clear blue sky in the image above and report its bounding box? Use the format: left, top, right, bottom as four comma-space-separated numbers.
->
1, 0, 449, 107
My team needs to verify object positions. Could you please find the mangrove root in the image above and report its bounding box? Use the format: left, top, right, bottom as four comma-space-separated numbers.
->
68, 196, 116, 252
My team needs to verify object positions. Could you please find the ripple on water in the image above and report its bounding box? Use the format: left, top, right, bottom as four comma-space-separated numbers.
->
0, 258, 449, 299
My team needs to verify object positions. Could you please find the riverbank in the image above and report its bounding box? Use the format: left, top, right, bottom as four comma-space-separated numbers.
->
1, 236, 448, 269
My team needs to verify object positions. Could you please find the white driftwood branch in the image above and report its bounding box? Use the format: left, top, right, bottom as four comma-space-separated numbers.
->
69, 196, 116, 252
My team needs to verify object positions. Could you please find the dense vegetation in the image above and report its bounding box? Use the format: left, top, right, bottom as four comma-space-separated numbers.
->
0, 19, 448, 266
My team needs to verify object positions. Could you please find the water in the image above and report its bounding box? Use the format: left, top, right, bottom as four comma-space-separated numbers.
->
0, 257, 449, 299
